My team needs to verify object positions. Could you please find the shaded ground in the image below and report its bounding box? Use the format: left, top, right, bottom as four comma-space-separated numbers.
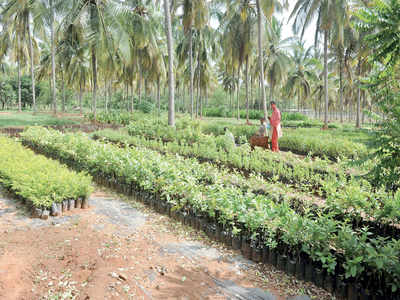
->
0, 187, 332, 300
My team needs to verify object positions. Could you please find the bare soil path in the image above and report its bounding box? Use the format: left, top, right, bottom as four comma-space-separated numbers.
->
0, 187, 332, 300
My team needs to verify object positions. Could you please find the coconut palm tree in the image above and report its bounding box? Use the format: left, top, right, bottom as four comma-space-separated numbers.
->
255, 0, 288, 119
2, 0, 40, 112
164, 0, 175, 126
264, 17, 291, 106
180, 0, 208, 118
221, 0, 256, 120
286, 40, 316, 111
66, 0, 115, 118
291, 0, 347, 127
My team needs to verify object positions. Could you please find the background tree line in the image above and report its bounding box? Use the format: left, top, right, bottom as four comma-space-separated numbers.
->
0, 0, 396, 128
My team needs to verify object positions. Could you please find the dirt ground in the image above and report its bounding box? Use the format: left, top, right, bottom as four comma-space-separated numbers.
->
0, 187, 332, 300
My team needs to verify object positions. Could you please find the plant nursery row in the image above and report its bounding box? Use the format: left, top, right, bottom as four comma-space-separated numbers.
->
20, 127, 400, 299
87, 111, 369, 160
0, 136, 92, 218
92, 128, 400, 233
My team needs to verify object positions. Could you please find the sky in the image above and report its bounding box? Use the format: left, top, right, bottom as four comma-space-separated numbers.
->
208, 2, 317, 49
280, 2, 317, 48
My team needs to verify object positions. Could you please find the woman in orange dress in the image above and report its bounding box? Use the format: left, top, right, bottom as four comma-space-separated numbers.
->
269, 101, 281, 152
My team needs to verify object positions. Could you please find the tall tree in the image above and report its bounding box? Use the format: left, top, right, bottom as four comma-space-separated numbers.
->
67, 0, 114, 119
291, 0, 344, 127
164, 0, 175, 126
255, 0, 287, 118
2, 0, 39, 112
181, 0, 208, 119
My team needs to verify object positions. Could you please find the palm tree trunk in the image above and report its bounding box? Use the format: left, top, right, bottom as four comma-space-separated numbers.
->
256, 0, 267, 119
91, 47, 97, 119
164, 0, 175, 126
362, 91, 366, 124
323, 29, 329, 127
297, 88, 300, 112
144, 78, 148, 99
50, 0, 57, 115
138, 65, 142, 103
27, 15, 36, 113
270, 85, 274, 111
245, 56, 249, 123
108, 81, 112, 112
189, 29, 194, 119
61, 70, 66, 112
79, 82, 83, 115
200, 87, 203, 118
229, 90, 232, 111
339, 56, 343, 123
157, 77, 161, 115
196, 73, 200, 118
125, 82, 129, 111
250, 74, 253, 110
131, 84, 134, 112
17, 58, 21, 112
356, 59, 361, 128
105, 81, 109, 113
237, 66, 240, 120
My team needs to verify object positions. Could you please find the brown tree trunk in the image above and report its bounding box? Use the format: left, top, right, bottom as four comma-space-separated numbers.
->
164, 0, 175, 126
256, 0, 267, 119
91, 47, 97, 118
245, 56, 249, 123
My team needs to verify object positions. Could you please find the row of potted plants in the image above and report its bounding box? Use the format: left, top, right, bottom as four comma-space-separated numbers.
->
0, 136, 92, 219
86, 111, 368, 160
20, 127, 400, 298
92, 128, 400, 231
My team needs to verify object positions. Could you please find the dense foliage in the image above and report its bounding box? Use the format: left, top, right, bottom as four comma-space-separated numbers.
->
359, 0, 400, 191
0, 136, 92, 208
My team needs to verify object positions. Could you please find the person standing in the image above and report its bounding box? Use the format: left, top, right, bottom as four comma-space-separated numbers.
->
269, 101, 281, 152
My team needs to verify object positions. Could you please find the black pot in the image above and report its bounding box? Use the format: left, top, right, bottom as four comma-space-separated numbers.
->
150, 196, 157, 209
268, 249, 278, 267
159, 201, 167, 214
184, 213, 192, 226
277, 254, 287, 272
304, 261, 313, 282
178, 211, 185, 223
224, 231, 232, 248
295, 257, 305, 280
206, 223, 216, 239
323, 274, 334, 293
251, 246, 262, 263
287, 259, 296, 276
124, 184, 130, 194
335, 276, 347, 299
199, 218, 208, 232
232, 235, 241, 250
347, 283, 358, 300
241, 239, 252, 260
215, 225, 223, 242
170, 209, 179, 220
193, 216, 201, 230
313, 267, 324, 288
358, 287, 371, 300
262, 247, 269, 264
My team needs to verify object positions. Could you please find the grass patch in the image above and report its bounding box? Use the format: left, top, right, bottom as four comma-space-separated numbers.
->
0, 112, 81, 127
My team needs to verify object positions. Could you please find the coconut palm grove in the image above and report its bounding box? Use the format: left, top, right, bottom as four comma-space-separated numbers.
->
0, 0, 400, 299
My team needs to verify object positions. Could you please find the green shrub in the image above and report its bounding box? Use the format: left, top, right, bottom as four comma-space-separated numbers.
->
0, 136, 92, 208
